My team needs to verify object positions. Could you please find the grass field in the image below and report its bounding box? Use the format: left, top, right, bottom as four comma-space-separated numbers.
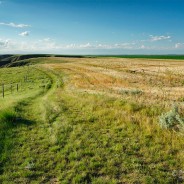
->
100, 55, 184, 60
0, 57, 184, 183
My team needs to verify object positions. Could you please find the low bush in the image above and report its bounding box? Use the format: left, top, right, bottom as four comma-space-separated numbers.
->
159, 104, 184, 131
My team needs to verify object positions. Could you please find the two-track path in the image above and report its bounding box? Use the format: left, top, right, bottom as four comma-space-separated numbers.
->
1, 66, 62, 183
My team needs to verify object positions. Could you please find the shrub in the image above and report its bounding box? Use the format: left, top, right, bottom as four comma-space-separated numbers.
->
159, 104, 184, 131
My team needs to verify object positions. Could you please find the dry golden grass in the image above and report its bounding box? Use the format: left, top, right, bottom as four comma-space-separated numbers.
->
43, 57, 184, 104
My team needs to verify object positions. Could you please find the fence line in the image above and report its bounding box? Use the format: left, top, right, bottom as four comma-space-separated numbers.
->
1, 82, 21, 98
1, 76, 52, 98
0, 74, 29, 98
0, 65, 52, 98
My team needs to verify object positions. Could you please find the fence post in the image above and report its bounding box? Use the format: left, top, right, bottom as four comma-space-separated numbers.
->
17, 83, 19, 92
2, 84, 4, 98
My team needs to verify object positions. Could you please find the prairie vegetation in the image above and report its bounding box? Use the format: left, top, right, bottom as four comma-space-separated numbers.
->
0, 56, 184, 183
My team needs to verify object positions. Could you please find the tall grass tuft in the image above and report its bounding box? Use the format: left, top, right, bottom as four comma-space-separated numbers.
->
0, 110, 17, 126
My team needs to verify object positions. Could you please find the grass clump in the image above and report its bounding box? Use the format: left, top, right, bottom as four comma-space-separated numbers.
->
159, 104, 184, 131
178, 97, 184, 102
0, 110, 17, 125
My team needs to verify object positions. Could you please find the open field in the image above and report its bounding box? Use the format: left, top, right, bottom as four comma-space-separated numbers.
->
0, 57, 184, 183
1, 55, 184, 68
100, 55, 184, 60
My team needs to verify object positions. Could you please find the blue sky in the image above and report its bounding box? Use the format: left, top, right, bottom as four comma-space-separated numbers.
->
0, 0, 184, 54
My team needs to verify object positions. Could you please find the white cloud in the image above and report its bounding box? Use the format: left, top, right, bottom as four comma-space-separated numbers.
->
140, 45, 145, 49
79, 43, 92, 48
64, 42, 137, 50
0, 22, 31, 28
0, 38, 61, 52
0, 39, 9, 47
113, 43, 136, 49
149, 35, 171, 42
65, 43, 92, 49
175, 43, 184, 49
19, 31, 30, 36
43, 38, 51, 42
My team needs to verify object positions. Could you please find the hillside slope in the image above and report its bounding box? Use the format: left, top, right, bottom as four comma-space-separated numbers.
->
0, 54, 88, 67
0, 54, 52, 67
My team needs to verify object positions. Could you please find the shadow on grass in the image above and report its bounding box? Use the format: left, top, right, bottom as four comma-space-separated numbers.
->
0, 110, 35, 175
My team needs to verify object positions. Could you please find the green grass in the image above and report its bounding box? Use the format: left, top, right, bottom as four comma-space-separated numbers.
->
50, 92, 183, 183
0, 65, 53, 182
97, 55, 184, 60
0, 61, 184, 183
0, 66, 52, 104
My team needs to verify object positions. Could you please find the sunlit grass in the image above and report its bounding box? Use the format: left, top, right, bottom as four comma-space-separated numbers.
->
0, 57, 184, 183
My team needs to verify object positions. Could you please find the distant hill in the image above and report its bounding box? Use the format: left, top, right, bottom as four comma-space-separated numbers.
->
0, 54, 87, 67
0, 54, 52, 67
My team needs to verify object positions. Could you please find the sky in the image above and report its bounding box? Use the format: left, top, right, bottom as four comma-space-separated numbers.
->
0, 0, 184, 55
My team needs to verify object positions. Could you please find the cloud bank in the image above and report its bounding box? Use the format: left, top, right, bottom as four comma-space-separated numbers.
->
0, 32, 182, 54
0, 37, 181, 54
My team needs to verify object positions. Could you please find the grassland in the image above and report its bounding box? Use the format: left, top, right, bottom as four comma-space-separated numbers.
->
1, 54, 184, 68
100, 55, 184, 60
0, 57, 184, 183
